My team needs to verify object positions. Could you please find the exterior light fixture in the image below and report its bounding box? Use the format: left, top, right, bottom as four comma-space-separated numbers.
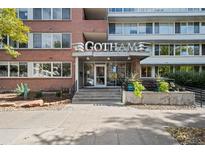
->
128, 57, 131, 60
107, 57, 110, 60
86, 57, 90, 60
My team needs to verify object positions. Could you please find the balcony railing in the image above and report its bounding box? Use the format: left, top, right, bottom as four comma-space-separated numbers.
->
108, 8, 205, 13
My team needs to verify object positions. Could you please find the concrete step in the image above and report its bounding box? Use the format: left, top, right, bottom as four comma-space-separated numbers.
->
79, 88, 121, 92
73, 95, 121, 98
75, 92, 121, 96
73, 97, 121, 101
72, 101, 123, 105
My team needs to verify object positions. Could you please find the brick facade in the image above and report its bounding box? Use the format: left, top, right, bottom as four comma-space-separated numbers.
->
0, 8, 107, 91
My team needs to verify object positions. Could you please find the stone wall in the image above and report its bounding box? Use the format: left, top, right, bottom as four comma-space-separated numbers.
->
123, 91, 195, 105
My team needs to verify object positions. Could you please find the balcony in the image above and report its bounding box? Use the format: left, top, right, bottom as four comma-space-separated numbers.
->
108, 8, 205, 22
108, 34, 205, 42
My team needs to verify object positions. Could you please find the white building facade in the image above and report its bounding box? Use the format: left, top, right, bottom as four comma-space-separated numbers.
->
108, 8, 205, 78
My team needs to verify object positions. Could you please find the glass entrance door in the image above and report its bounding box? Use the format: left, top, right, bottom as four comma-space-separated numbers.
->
94, 64, 106, 87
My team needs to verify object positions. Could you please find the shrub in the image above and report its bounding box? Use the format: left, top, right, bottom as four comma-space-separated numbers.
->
56, 90, 63, 97
159, 81, 169, 92
166, 71, 205, 88
133, 81, 145, 97
16, 83, 30, 99
35, 91, 43, 98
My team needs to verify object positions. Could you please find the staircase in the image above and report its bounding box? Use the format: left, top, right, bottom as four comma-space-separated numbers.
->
72, 88, 122, 104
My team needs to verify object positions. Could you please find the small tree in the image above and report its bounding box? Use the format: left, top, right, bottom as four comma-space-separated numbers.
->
0, 8, 30, 58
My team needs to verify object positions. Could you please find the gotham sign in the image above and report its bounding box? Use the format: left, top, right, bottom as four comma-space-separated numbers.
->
73, 41, 148, 52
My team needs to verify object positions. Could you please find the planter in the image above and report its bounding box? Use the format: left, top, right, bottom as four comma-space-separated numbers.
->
122, 91, 195, 106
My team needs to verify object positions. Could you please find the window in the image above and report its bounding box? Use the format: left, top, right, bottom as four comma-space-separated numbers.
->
109, 23, 115, 34
43, 63, 52, 77
160, 45, 169, 55
9, 39, 17, 48
53, 33, 62, 48
155, 66, 172, 77
43, 8, 51, 20
141, 66, 151, 77
175, 23, 180, 34
53, 8, 62, 19
181, 23, 187, 34
155, 44, 174, 56
0, 36, 7, 48
33, 63, 52, 77
201, 22, 205, 34
139, 23, 152, 34
187, 44, 194, 55
33, 34, 42, 48
202, 44, 205, 55
155, 23, 174, 34
62, 63, 71, 77
42, 33, 52, 48
175, 45, 181, 55
19, 62, 28, 77
0, 63, 8, 77
53, 63, 61, 77
19, 8, 28, 20
32, 33, 71, 49
10, 62, 18, 77
194, 44, 200, 55
155, 45, 159, 55
188, 22, 194, 34
194, 22, 200, 33
115, 24, 122, 34
62, 8, 71, 19
33, 8, 42, 20
62, 34, 71, 48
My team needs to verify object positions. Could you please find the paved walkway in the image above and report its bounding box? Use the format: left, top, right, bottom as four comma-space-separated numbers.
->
0, 104, 205, 145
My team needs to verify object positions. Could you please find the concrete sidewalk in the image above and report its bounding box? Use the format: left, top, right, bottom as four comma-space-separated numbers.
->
0, 104, 204, 145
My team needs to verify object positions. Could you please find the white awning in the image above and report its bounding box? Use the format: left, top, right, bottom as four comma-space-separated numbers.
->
140, 56, 205, 65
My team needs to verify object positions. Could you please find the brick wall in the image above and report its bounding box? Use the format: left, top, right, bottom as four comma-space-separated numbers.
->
0, 8, 107, 91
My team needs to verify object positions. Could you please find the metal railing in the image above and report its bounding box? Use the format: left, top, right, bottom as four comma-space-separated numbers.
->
69, 80, 77, 100
108, 8, 204, 13
185, 86, 205, 107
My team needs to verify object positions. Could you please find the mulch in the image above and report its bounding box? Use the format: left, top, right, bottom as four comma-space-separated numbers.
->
166, 127, 205, 145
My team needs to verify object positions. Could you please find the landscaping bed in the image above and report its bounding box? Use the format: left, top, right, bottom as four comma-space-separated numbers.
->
0, 92, 71, 109
166, 127, 205, 145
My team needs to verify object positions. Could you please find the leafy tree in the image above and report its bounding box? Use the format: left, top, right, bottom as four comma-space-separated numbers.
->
0, 8, 30, 58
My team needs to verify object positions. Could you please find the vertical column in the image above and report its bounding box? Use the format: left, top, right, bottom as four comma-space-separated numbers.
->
75, 57, 79, 92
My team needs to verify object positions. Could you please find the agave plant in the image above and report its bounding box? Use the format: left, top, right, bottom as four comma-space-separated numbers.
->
16, 83, 30, 99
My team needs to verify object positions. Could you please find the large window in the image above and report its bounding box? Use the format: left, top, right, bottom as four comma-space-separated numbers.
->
33, 33, 71, 48
141, 66, 151, 77
175, 44, 199, 56
155, 23, 174, 34
175, 22, 199, 34
0, 62, 28, 77
0, 62, 71, 78
139, 23, 152, 34
33, 62, 71, 77
32, 8, 71, 20
155, 66, 173, 77
155, 44, 174, 55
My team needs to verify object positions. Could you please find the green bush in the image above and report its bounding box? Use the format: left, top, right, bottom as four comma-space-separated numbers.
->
133, 81, 145, 97
159, 81, 169, 92
56, 91, 63, 97
35, 91, 43, 98
166, 71, 205, 88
